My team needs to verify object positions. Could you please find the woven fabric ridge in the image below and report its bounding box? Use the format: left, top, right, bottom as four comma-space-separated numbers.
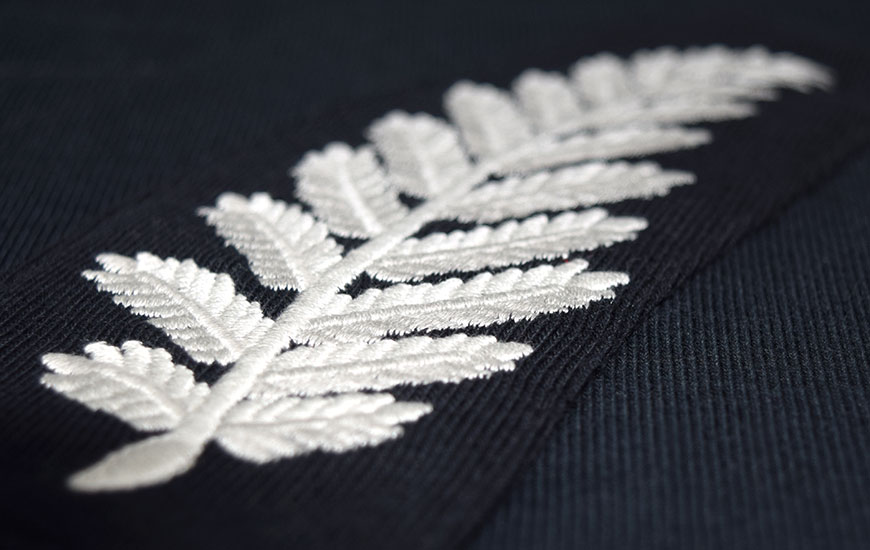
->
470, 151, 870, 550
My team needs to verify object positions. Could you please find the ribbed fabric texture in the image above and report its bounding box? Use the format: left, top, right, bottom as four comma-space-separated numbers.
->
3, 5, 870, 550
2, 80, 867, 549
3, 0, 870, 273
469, 152, 870, 550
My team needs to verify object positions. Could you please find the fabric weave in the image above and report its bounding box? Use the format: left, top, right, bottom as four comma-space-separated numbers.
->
2, 3, 870, 549
469, 150, 870, 550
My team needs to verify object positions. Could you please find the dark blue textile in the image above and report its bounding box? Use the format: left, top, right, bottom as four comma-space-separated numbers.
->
2, 3, 870, 549
469, 152, 870, 550
3, 0, 870, 272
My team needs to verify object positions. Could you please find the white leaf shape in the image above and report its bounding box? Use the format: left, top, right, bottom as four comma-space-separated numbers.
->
445, 81, 534, 158
731, 46, 832, 91
253, 334, 532, 398
300, 260, 627, 344
41, 341, 209, 431
513, 69, 585, 133
449, 161, 693, 224
571, 52, 635, 106
215, 393, 431, 463
83, 253, 274, 365
43, 46, 833, 492
559, 97, 756, 132
293, 143, 408, 238
566, 50, 758, 130
369, 209, 646, 282
625, 45, 832, 98
558, 46, 832, 132
367, 111, 472, 198
199, 192, 342, 291
445, 79, 709, 173
497, 127, 710, 174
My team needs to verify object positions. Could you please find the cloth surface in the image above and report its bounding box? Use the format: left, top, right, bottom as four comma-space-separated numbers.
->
469, 151, 870, 550
1, 3, 870, 549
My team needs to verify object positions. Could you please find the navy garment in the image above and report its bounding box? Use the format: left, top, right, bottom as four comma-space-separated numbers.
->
470, 152, 870, 550
3, 0, 870, 273
2, 2, 870, 549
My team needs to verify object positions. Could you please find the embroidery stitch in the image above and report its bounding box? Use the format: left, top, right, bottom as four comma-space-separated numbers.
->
199, 193, 343, 291
42, 341, 210, 431
369, 209, 647, 282
83, 253, 275, 365
368, 112, 471, 198
39, 46, 831, 491
446, 161, 695, 223
299, 260, 627, 345
294, 144, 409, 238
215, 393, 431, 463
252, 335, 531, 398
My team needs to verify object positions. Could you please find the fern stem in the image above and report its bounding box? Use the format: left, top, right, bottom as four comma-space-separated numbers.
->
87, 162, 499, 488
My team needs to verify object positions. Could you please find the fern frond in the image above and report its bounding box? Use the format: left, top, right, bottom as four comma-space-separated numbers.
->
42, 341, 209, 431
300, 260, 627, 344
253, 334, 532, 398
370, 209, 646, 282
47, 46, 834, 491
558, 45, 832, 132
216, 393, 431, 462
368, 111, 471, 198
294, 143, 408, 238
199, 192, 342, 291
83, 253, 274, 365
445, 81, 534, 159
513, 69, 585, 133
448, 161, 693, 223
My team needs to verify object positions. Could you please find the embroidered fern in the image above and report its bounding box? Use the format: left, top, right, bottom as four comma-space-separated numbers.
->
369, 209, 646, 281
199, 193, 342, 291
40, 45, 831, 491
216, 393, 432, 463
446, 161, 695, 223
252, 335, 532, 398
83, 253, 274, 365
302, 260, 626, 344
368, 111, 471, 198
42, 341, 209, 431
294, 143, 408, 238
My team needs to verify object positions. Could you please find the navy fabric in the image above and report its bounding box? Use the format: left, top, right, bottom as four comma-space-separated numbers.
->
469, 152, 870, 550
3, 0, 870, 272
2, 3, 870, 550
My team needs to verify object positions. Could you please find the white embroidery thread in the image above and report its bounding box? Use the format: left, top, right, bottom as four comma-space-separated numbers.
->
82, 253, 275, 365
40, 46, 830, 491
369, 209, 647, 282
42, 341, 210, 431
199, 193, 343, 291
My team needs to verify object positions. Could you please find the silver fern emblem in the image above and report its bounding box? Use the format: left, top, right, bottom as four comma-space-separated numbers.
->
40, 45, 830, 491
